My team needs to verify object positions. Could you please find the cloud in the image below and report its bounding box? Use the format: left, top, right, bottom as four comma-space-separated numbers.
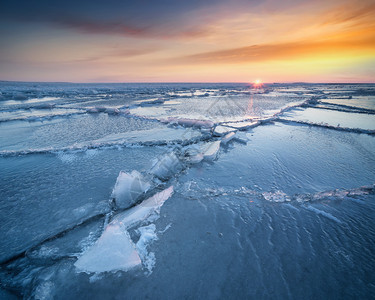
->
321, 1, 375, 25
51, 17, 210, 39
3, 0, 324, 40
0, 0, 254, 39
3, 0, 374, 42
180, 35, 375, 64
74, 47, 160, 63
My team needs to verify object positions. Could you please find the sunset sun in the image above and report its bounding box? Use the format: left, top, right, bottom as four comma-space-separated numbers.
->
253, 79, 262, 87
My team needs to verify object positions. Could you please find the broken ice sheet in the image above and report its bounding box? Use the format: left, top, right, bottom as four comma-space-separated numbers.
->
75, 187, 174, 273
111, 170, 151, 209
74, 223, 141, 273
280, 107, 375, 131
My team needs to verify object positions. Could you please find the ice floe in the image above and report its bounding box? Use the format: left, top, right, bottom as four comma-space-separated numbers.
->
91, 127, 203, 147
149, 152, 183, 181
213, 125, 236, 136
75, 186, 173, 273
86, 107, 121, 114
222, 120, 260, 130
279, 107, 375, 132
0, 126, 206, 157
111, 171, 151, 209
0, 108, 85, 123
163, 117, 214, 129
277, 118, 375, 135
112, 186, 174, 229
181, 145, 204, 164
74, 223, 141, 273
202, 141, 221, 161
319, 96, 375, 111
135, 224, 158, 274
221, 132, 236, 145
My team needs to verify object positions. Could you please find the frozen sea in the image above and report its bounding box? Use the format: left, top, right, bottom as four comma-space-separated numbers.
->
0, 82, 374, 299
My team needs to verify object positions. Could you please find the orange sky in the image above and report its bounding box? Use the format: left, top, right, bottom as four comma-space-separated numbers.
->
0, 0, 374, 82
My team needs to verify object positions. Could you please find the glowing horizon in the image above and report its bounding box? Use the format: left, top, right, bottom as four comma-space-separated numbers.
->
1, 0, 374, 83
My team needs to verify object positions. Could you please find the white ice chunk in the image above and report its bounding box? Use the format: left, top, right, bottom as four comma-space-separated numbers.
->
262, 191, 291, 202
105, 107, 120, 115
223, 120, 260, 130
166, 117, 214, 128
221, 132, 236, 145
111, 171, 151, 209
74, 223, 141, 273
181, 146, 204, 164
149, 152, 183, 180
202, 141, 221, 161
113, 186, 174, 229
86, 107, 120, 114
189, 153, 204, 164
75, 187, 173, 274
213, 125, 236, 136
136, 224, 158, 274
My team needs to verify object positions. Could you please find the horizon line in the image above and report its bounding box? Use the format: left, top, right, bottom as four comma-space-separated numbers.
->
1, 80, 375, 85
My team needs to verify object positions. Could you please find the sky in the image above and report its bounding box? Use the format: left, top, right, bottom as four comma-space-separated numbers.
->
0, 0, 374, 83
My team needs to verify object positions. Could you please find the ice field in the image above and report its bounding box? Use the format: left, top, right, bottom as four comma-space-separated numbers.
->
0, 82, 374, 299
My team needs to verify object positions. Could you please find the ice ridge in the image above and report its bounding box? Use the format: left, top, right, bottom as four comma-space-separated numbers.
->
276, 118, 375, 135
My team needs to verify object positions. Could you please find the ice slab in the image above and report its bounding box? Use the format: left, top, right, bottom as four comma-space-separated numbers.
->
129, 91, 309, 124
136, 98, 165, 106
111, 171, 151, 209
213, 125, 236, 136
181, 123, 375, 195
189, 153, 204, 164
1, 97, 60, 106
149, 152, 183, 181
136, 224, 158, 273
320, 96, 375, 111
91, 127, 203, 147
221, 132, 236, 145
223, 120, 260, 130
280, 107, 375, 131
75, 186, 173, 273
113, 186, 174, 229
164, 117, 214, 129
0, 113, 167, 154
0, 146, 165, 264
86, 107, 121, 114
181, 146, 204, 164
0, 126, 204, 156
74, 223, 141, 273
202, 141, 221, 161
0, 108, 84, 122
